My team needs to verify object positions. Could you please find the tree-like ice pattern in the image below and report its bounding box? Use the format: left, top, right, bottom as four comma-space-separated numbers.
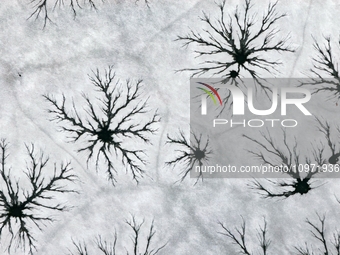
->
68, 216, 167, 255
219, 217, 272, 254
28, 0, 151, 28
178, 0, 294, 115
44, 66, 159, 185
295, 213, 340, 255
0, 139, 76, 254
244, 129, 325, 198
299, 36, 340, 103
166, 130, 211, 184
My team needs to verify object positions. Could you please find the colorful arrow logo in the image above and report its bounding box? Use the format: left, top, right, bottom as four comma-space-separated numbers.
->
197, 82, 223, 106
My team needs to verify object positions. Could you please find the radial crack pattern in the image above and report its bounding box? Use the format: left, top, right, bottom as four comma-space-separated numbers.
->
244, 129, 325, 198
44, 66, 160, 185
177, 0, 294, 91
166, 130, 211, 184
0, 139, 76, 254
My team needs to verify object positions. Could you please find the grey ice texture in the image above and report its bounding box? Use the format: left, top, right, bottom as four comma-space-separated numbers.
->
0, 0, 340, 254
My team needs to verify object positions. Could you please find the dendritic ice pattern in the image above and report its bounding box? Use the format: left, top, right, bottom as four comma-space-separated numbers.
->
1, 0, 340, 254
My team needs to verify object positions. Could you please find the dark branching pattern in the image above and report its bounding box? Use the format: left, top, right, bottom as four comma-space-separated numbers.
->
0, 139, 76, 254
166, 130, 211, 184
177, 0, 294, 88
244, 129, 325, 198
295, 213, 340, 255
316, 117, 340, 165
28, 0, 102, 28
44, 66, 159, 185
69, 216, 167, 255
28, 0, 152, 28
299, 36, 340, 102
219, 217, 272, 254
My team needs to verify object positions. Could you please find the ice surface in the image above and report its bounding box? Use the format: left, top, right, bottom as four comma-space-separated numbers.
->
1, 0, 340, 254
